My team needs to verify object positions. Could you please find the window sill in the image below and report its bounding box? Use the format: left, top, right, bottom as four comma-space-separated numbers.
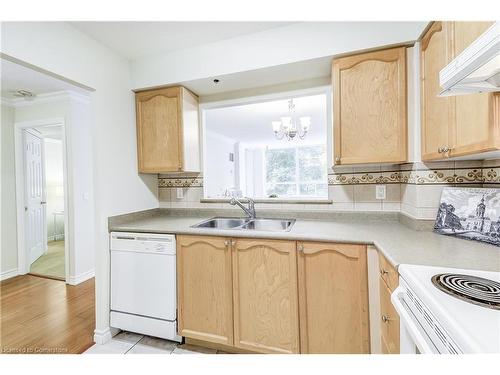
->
200, 198, 333, 204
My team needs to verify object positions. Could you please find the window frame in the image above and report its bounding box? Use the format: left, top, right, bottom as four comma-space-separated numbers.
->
200, 85, 332, 203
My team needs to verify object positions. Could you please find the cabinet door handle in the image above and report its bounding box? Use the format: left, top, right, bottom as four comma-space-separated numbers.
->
224, 239, 230, 247
231, 240, 236, 247
334, 155, 341, 164
382, 315, 392, 323
297, 244, 304, 252
380, 269, 388, 276
437, 147, 443, 153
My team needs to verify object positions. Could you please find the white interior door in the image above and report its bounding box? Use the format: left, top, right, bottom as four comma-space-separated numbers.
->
23, 130, 47, 265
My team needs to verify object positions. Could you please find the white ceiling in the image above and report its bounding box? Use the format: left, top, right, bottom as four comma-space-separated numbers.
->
1, 58, 90, 99
205, 93, 327, 146
70, 22, 294, 60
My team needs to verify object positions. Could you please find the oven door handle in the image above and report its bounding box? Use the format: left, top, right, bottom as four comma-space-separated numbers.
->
391, 286, 437, 354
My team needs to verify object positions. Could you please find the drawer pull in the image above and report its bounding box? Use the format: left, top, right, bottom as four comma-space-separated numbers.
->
382, 314, 392, 323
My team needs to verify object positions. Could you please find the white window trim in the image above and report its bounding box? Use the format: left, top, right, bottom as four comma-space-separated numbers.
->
199, 85, 332, 202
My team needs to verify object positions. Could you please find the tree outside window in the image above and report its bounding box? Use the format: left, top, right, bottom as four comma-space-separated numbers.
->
265, 145, 327, 198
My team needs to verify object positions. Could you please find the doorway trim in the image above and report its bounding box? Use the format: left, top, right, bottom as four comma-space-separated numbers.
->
14, 117, 70, 282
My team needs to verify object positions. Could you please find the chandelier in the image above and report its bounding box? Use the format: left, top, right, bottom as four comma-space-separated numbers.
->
272, 99, 311, 140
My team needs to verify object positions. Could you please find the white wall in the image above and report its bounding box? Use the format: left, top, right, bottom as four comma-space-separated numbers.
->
1, 22, 159, 343
1, 103, 18, 279
204, 131, 236, 198
44, 138, 64, 240
131, 22, 427, 89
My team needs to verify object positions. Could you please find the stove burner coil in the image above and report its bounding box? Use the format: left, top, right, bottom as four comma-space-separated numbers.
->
431, 273, 500, 310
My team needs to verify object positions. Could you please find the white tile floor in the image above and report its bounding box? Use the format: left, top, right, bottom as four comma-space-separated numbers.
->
84, 331, 220, 354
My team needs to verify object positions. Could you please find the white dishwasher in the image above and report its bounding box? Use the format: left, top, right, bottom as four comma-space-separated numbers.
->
110, 232, 182, 342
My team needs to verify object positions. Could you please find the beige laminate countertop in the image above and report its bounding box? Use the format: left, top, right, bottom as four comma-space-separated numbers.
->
109, 211, 500, 272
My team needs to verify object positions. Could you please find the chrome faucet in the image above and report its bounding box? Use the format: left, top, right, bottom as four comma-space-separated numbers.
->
229, 197, 256, 219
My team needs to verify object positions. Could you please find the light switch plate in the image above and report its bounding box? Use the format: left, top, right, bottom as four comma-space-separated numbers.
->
375, 185, 386, 200
176, 188, 184, 199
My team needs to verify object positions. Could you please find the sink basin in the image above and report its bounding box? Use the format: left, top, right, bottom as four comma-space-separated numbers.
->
241, 219, 295, 232
192, 217, 249, 229
192, 217, 295, 232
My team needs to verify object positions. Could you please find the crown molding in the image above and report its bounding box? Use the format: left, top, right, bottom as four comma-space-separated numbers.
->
1, 90, 90, 108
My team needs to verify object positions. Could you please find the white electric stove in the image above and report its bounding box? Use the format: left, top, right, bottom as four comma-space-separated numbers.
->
392, 264, 500, 354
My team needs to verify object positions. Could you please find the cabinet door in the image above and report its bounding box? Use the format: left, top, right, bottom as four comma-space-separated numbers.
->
297, 241, 369, 353
232, 238, 299, 354
177, 235, 233, 345
136, 87, 182, 173
421, 22, 455, 160
451, 21, 499, 157
332, 47, 407, 164
380, 278, 400, 354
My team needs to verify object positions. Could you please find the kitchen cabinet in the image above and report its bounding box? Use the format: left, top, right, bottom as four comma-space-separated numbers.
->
421, 21, 499, 160
332, 47, 407, 165
135, 86, 200, 173
232, 238, 300, 354
177, 235, 372, 354
378, 252, 399, 354
176, 235, 234, 345
420, 21, 455, 160
297, 241, 370, 353
452, 21, 498, 158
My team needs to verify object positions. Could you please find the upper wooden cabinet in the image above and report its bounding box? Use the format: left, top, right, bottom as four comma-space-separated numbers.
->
421, 21, 499, 160
176, 235, 234, 346
420, 22, 455, 160
232, 238, 300, 354
332, 47, 407, 165
135, 86, 201, 173
297, 241, 369, 354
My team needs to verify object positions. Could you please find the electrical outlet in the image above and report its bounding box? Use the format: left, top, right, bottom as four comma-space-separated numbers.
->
375, 185, 386, 200
176, 188, 184, 199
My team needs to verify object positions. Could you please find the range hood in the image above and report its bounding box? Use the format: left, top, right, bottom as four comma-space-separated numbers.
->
439, 22, 500, 96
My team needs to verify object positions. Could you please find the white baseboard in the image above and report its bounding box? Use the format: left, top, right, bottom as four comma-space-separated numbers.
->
1, 268, 19, 281
93, 327, 113, 344
67, 269, 95, 285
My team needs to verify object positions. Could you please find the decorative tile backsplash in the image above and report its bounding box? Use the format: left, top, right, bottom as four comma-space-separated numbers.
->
157, 160, 500, 220
158, 161, 500, 188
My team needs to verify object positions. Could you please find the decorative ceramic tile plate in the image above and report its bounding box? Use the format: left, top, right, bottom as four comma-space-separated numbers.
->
434, 187, 500, 246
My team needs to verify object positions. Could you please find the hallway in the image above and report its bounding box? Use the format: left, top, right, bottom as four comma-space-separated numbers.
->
30, 241, 65, 279
0, 275, 95, 354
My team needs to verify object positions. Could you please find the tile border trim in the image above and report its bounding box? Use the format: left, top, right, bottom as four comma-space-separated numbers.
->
158, 165, 499, 187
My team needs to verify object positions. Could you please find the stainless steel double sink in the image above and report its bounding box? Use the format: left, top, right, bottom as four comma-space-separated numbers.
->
191, 217, 295, 232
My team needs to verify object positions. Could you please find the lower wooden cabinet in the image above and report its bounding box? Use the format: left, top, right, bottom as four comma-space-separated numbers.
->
297, 241, 370, 353
232, 238, 300, 354
176, 235, 234, 345
380, 278, 400, 354
378, 252, 400, 354
176, 235, 372, 354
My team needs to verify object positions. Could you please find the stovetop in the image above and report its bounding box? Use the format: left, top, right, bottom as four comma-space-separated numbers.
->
399, 264, 500, 353
431, 273, 500, 310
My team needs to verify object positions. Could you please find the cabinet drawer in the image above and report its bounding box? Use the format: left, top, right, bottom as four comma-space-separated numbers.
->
379, 278, 400, 354
378, 252, 399, 292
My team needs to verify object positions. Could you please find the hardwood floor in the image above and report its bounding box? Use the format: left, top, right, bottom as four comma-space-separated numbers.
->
30, 240, 65, 280
0, 275, 95, 354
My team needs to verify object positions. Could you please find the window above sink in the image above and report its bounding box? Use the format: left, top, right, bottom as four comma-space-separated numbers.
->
201, 87, 331, 202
